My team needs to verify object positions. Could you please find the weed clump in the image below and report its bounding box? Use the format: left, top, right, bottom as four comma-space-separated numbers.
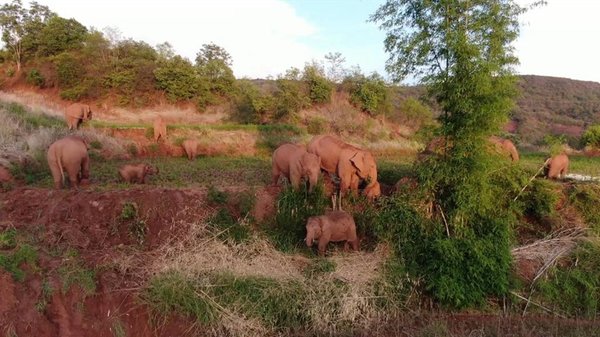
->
57, 248, 96, 295
0, 228, 38, 282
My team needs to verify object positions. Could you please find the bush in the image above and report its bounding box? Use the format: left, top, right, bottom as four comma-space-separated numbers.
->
307, 116, 328, 135
346, 72, 391, 116
273, 79, 309, 121
535, 242, 600, 318
232, 80, 274, 124
209, 208, 250, 244
521, 179, 559, 220
154, 56, 199, 102
581, 124, 600, 148
54, 52, 84, 88
26, 69, 45, 88
302, 64, 333, 104
569, 184, 600, 233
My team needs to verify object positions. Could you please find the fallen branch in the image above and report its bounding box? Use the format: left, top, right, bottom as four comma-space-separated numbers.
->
511, 291, 566, 318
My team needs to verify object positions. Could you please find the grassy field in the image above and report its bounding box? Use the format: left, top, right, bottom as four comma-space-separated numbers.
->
521, 152, 600, 177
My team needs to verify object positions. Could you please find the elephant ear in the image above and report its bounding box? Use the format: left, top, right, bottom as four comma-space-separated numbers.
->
349, 152, 367, 176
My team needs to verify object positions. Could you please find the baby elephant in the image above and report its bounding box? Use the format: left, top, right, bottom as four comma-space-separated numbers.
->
182, 139, 200, 160
545, 153, 569, 179
118, 163, 159, 184
305, 210, 359, 256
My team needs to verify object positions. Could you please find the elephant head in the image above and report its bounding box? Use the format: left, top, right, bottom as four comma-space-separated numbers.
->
301, 153, 321, 193
144, 164, 159, 176
350, 150, 377, 182
305, 216, 323, 247
364, 181, 381, 200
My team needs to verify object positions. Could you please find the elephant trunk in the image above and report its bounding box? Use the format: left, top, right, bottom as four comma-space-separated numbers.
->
308, 170, 319, 193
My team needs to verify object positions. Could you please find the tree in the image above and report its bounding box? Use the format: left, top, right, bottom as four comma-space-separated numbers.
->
371, 0, 542, 307
324, 51, 346, 83
0, 0, 53, 71
195, 43, 235, 97
36, 16, 87, 56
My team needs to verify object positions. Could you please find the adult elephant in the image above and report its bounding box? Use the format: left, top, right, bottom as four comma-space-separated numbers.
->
47, 136, 90, 189
272, 143, 321, 192
64, 103, 92, 130
489, 136, 519, 161
307, 135, 380, 199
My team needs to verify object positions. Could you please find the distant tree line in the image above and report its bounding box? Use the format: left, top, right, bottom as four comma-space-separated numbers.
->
0, 0, 431, 127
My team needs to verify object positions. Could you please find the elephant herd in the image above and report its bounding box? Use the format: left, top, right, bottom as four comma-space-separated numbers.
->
53, 104, 570, 255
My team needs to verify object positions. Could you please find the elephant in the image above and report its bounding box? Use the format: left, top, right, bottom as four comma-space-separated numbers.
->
64, 103, 92, 130
272, 143, 321, 192
544, 153, 569, 179
118, 163, 159, 184
153, 117, 167, 142
47, 136, 90, 189
305, 210, 359, 256
489, 136, 519, 161
182, 139, 200, 160
307, 135, 379, 199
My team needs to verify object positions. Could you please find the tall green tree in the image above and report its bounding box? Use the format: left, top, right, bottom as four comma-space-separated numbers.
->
371, 0, 542, 307
0, 0, 53, 71
195, 43, 235, 97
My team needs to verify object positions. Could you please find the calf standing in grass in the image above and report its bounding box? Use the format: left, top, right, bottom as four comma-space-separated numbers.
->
118, 163, 159, 184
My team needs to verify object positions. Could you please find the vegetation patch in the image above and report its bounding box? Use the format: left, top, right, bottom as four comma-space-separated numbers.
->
57, 248, 96, 295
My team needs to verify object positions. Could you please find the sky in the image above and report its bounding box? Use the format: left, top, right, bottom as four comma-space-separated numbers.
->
33, 0, 600, 84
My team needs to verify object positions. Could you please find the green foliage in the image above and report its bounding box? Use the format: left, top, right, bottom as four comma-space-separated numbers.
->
120, 202, 138, 221
543, 134, 567, 155
268, 183, 329, 252
396, 97, 434, 128
302, 64, 333, 104
256, 124, 304, 153
0, 228, 17, 249
303, 258, 336, 278
153, 56, 199, 102
345, 72, 391, 115
232, 80, 274, 124
581, 124, 600, 148
370, 0, 534, 308
207, 185, 228, 205
119, 202, 147, 245
57, 248, 96, 295
209, 208, 250, 244
26, 68, 44, 87
59, 82, 90, 101
35, 16, 87, 57
144, 271, 308, 329
89, 140, 102, 149
568, 184, 600, 233
306, 115, 328, 135
272, 78, 309, 120
535, 242, 600, 318
521, 179, 559, 220
54, 52, 84, 88
0, 241, 38, 282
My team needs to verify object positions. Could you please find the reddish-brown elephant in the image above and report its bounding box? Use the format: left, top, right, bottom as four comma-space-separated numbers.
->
118, 163, 159, 184
545, 153, 569, 179
153, 117, 167, 142
490, 136, 519, 161
182, 139, 200, 160
307, 135, 380, 200
64, 103, 92, 130
47, 136, 90, 189
272, 143, 321, 192
305, 210, 359, 256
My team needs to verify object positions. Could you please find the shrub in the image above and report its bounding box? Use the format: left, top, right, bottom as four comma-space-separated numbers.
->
581, 124, 600, 148
307, 116, 328, 135
232, 80, 274, 124
154, 56, 199, 102
207, 185, 228, 205
54, 52, 84, 88
535, 242, 600, 318
569, 184, 600, 233
521, 179, 559, 220
26, 69, 45, 87
302, 64, 333, 104
273, 79, 309, 121
0, 240, 38, 282
346, 72, 391, 116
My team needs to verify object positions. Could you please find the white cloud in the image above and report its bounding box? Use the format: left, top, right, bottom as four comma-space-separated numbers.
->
45, 0, 320, 78
515, 0, 600, 82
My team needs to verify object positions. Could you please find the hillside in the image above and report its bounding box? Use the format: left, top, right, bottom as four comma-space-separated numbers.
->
514, 75, 600, 146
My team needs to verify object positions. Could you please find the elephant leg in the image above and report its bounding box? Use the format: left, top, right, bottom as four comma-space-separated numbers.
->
49, 162, 63, 189
80, 156, 90, 180
350, 174, 360, 197
271, 165, 281, 186
290, 171, 302, 191
66, 166, 79, 189
317, 237, 329, 256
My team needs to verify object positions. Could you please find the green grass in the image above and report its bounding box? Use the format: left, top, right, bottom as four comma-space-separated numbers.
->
57, 248, 96, 295
144, 271, 309, 329
0, 243, 38, 282
0, 102, 64, 129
